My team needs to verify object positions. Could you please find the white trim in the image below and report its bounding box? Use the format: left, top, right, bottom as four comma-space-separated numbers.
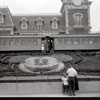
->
36, 17, 43, 21
1, 34, 100, 38
0, 28, 11, 30
66, 5, 89, 9
21, 17, 28, 22
65, 10, 69, 34
88, 4, 91, 32
50, 34, 100, 38
73, 13, 83, 18
21, 22, 28, 29
73, 13, 83, 26
51, 17, 59, 29
51, 17, 59, 21
72, 0, 84, 6
36, 17, 43, 26
12, 13, 62, 16
20, 17, 28, 29
7, 8, 14, 26
52, 21, 58, 29
10, 28, 14, 35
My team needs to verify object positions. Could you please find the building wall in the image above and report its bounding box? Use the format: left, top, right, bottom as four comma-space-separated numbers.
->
68, 9, 89, 27
68, 30, 89, 35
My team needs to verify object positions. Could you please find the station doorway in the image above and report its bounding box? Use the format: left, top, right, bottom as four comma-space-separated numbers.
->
41, 36, 54, 54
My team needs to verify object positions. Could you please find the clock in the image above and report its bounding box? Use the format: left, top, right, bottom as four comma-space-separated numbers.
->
72, 0, 83, 6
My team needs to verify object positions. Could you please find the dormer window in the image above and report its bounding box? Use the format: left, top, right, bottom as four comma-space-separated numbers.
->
51, 17, 59, 29
73, 13, 83, 27
35, 17, 44, 31
36, 17, 43, 26
0, 12, 4, 23
20, 17, 28, 29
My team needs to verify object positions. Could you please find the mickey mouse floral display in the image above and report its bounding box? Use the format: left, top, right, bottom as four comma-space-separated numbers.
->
19, 57, 65, 74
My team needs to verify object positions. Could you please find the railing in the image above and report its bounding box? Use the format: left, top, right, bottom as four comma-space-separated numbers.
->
90, 31, 100, 34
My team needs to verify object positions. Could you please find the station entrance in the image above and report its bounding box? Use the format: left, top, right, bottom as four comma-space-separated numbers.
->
41, 36, 54, 54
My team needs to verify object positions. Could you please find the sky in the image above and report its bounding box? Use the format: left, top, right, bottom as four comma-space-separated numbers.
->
0, 0, 100, 32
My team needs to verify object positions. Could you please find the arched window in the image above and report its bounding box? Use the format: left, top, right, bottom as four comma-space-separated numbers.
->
51, 17, 59, 29
20, 17, 28, 29
0, 12, 4, 23
73, 13, 83, 26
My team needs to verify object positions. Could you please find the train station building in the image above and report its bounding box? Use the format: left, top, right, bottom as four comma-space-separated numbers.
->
0, 0, 100, 96
0, 0, 100, 52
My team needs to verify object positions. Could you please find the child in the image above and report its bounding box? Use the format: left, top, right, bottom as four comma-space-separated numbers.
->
41, 44, 45, 54
62, 73, 69, 95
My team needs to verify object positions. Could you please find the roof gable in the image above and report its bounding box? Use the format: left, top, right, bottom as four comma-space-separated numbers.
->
0, 7, 14, 26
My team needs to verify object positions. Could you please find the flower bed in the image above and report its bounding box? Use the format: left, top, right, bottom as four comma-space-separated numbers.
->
19, 57, 65, 74
9, 55, 32, 63
25, 63, 58, 72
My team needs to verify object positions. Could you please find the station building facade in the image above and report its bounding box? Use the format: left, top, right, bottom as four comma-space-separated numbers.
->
0, 0, 100, 52
0, 0, 100, 94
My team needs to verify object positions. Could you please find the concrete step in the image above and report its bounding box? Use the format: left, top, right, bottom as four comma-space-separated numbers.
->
0, 93, 100, 97
0, 75, 100, 82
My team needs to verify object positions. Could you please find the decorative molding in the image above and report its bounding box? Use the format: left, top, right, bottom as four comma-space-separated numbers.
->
73, 13, 83, 27
88, 5, 91, 33
51, 17, 59, 29
7, 8, 14, 26
65, 10, 69, 34
20, 17, 28, 29
21, 17, 28, 22
72, 0, 84, 6
51, 17, 59, 21
66, 5, 89, 9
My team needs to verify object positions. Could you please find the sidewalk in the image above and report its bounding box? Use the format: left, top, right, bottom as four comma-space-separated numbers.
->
0, 93, 100, 97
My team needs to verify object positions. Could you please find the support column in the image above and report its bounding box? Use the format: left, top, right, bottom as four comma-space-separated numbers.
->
65, 9, 69, 34
10, 27, 14, 35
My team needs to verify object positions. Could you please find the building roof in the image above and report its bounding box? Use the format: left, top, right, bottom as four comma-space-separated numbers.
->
12, 15, 65, 33
0, 7, 66, 35
0, 30, 11, 36
0, 7, 14, 26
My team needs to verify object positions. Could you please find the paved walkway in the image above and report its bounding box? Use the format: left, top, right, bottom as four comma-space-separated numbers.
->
0, 93, 100, 97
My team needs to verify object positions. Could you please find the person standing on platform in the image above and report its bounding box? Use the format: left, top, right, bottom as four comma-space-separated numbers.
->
74, 64, 79, 92
41, 44, 45, 54
66, 63, 78, 96
61, 73, 69, 95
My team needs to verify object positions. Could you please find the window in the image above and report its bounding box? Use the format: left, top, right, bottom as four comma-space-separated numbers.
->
58, 38, 63, 45
73, 13, 83, 27
35, 17, 44, 31
51, 17, 59, 29
20, 17, 28, 29
0, 12, 4, 23
82, 38, 88, 44
36, 17, 43, 26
